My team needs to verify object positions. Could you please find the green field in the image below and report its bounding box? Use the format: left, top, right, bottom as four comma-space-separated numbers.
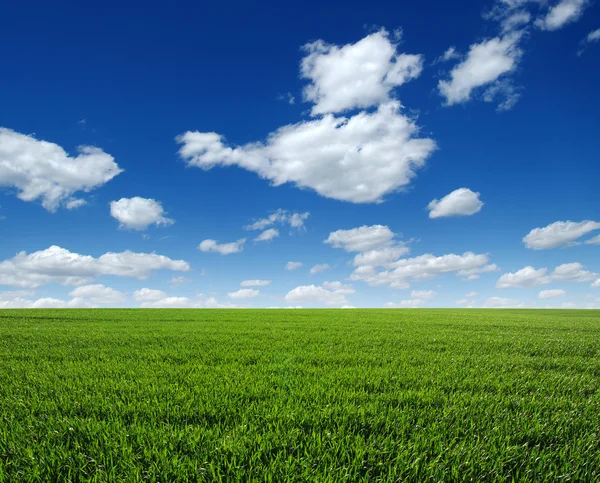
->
1, 309, 599, 482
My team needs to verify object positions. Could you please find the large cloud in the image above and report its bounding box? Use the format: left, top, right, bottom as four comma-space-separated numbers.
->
177, 101, 435, 204
300, 29, 423, 115
110, 197, 174, 231
427, 188, 484, 218
0, 128, 122, 211
0, 245, 189, 288
523, 220, 600, 249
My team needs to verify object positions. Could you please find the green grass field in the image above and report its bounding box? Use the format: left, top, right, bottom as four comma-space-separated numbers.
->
1, 309, 599, 482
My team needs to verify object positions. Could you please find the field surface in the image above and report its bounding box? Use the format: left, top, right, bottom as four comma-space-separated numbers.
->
1, 309, 600, 482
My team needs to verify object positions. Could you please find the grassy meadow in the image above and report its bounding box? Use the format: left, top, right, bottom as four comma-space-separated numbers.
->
1, 308, 599, 482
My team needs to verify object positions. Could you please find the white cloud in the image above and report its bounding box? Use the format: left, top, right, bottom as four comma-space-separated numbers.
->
285, 284, 349, 306
69, 284, 126, 304
585, 235, 600, 245
523, 220, 600, 249
285, 261, 303, 271
198, 239, 245, 255
0, 245, 189, 288
65, 198, 87, 210
143, 296, 196, 308
497, 263, 597, 288
592, 279, 600, 288
168, 276, 192, 286
352, 247, 410, 268
384, 299, 425, 308
322, 281, 355, 294
301, 29, 423, 115
427, 188, 484, 218
535, 0, 588, 31
325, 225, 397, 252
501, 10, 532, 32
245, 209, 310, 230
587, 29, 600, 41
0, 128, 122, 211
351, 252, 493, 288
435, 46, 461, 63
539, 289, 566, 299
110, 197, 174, 231
241, 280, 271, 287
483, 296, 525, 308
177, 101, 436, 204
456, 299, 470, 305
228, 288, 260, 299
410, 290, 437, 299
457, 263, 499, 281
255, 228, 279, 242
438, 33, 522, 106
133, 288, 168, 303
0, 295, 96, 309
310, 264, 330, 275
466, 291, 478, 298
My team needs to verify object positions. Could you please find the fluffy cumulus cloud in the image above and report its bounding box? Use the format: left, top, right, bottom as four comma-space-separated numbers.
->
245, 209, 310, 231
427, 188, 484, 218
523, 220, 600, 249
539, 289, 567, 299
228, 288, 260, 299
0, 128, 122, 211
466, 291, 478, 298
254, 228, 279, 242
310, 264, 330, 275
285, 261, 303, 271
482, 296, 525, 308
325, 225, 397, 252
438, 33, 523, 107
0, 246, 189, 288
585, 235, 600, 245
496, 263, 597, 288
593, 279, 600, 288
240, 280, 271, 287
198, 239, 245, 255
69, 284, 126, 304
109, 197, 174, 231
285, 281, 353, 307
300, 29, 423, 115
535, 0, 588, 31
177, 101, 436, 204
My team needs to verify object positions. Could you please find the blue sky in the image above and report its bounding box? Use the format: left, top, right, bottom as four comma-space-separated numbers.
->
1, 0, 599, 308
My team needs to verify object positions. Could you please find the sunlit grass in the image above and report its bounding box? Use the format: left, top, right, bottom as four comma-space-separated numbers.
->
1, 309, 599, 482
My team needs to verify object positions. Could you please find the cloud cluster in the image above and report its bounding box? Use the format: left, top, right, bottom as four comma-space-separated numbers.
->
0, 128, 122, 211
496, 263, 597, 288
178, 30, 435, 204
0, 245, 189, 288
326, 224, 495, 289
